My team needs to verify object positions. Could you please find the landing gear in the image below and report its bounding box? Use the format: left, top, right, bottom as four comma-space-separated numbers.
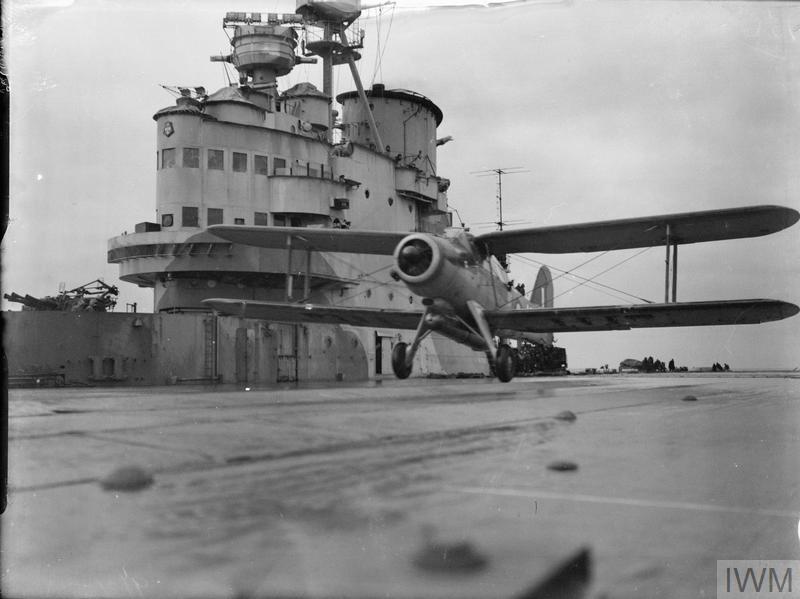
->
465, 300, 517, 383
495, 344, 516, 383
392, 341, 413, 379
390, 308, 434, 379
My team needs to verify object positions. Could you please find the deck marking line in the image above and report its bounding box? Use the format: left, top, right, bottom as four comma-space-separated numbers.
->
448, 486, 800, 519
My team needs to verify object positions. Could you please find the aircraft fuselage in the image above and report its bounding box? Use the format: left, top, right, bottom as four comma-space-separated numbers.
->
393, 230, 529, 349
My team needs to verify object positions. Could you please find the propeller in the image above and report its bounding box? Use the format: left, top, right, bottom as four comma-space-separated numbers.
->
397, 239, 434, 276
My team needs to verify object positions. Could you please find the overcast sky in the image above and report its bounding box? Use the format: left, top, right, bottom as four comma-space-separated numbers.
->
4, 0, 800, 369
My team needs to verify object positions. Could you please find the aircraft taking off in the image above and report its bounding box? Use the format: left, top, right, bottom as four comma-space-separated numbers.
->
205, 205, 799, 382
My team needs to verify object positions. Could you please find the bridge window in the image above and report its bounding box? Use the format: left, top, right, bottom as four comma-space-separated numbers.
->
208, 149, 224, 170
254, 212, 268, 226
273, 214, 303, 227
207, 208, 223, 226
233, 152, 247, 173
254, 155, 269, 175
161, 214, 173, 228
234, 217, 245, 225
182, 206, 199, 227
273, 157, 287, 175
183, 147, 200, 168
161, 148, 176, 169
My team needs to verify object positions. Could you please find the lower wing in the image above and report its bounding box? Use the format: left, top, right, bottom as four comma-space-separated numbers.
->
204, 299, 424, 329
485, 299, 799, 333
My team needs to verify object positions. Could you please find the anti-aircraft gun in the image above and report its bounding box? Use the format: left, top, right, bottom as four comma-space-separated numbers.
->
4, 279, 119, 312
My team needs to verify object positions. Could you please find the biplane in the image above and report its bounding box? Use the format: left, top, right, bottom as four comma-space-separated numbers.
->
205, 205, 799, 382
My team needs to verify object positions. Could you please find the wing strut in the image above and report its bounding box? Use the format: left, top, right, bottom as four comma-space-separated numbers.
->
466, 300, 497, 364
671, 239, 678, 302
304, 246, 312, 300
285, 235, 293, 301
664, 223, 678, 304
284, 235, 314, 302
404, 309, 433, 370
664, 225, 679, 303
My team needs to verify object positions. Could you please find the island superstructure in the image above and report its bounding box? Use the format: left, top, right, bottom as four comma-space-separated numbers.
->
103, 1, 556, 383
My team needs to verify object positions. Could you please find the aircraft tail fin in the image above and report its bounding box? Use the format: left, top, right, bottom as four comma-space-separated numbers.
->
530, 266, 554, 308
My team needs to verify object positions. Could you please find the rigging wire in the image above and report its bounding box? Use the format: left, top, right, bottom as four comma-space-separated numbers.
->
512, 249, 656, 305
319, 260, 404, 307
221, 26, 235, 87
325, 239, 653, 309
283, 237, 402, 305
502, 255, 635, 307
528, 251, 610, 287
324, 253, 395, 286
370, 4, 396, 86
336, 276, 407, 307
552, 247, 655, 304
219, 59, 233, 87
495, 250, 634, 307
372, 6, 383, 86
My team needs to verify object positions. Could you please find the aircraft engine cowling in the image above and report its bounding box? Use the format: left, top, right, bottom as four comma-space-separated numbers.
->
393, 233, 474, 300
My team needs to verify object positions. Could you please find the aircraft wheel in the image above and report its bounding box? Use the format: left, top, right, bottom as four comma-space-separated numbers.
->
495, 344, 516, 383
392, 342, 412, 379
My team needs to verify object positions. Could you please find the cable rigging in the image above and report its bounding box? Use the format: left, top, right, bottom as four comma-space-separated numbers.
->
499, 247, 654, 307
370, 4, 396, 86
550, 246, 655, 303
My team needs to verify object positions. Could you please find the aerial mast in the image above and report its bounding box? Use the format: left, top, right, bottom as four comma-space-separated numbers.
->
472, 167, 529, 230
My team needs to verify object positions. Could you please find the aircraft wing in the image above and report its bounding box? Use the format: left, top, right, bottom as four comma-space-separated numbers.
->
204, 299, 424, 329
485, 299, 799, 333
208, 225, 407, 255
476, 205, 799, 255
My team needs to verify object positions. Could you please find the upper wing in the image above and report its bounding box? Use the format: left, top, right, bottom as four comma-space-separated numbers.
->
204, 299, 424, 329
207, 225, 407, 255
485, 299, 799, 333
476, 205, 799, 255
